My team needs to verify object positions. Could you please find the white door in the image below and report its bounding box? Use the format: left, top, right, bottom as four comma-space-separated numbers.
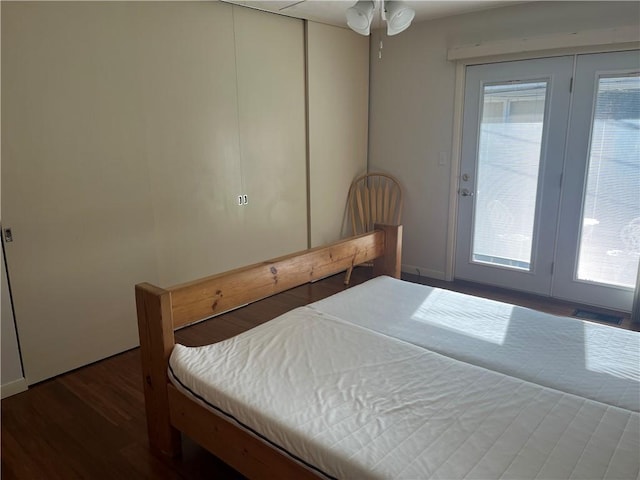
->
233, 6, 308, 262
553, 51, 640, 310
456, 51, 640, 312
455, 56, 574, 296
1, 3, 243, 384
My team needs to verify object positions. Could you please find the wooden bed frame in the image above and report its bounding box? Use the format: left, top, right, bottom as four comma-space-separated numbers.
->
135, 224, 402, 479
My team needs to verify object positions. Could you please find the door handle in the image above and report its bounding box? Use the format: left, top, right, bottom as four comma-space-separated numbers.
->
460, 188, 474, 197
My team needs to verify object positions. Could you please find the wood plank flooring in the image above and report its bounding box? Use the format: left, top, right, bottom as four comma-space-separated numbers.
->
2, 268, 636, 479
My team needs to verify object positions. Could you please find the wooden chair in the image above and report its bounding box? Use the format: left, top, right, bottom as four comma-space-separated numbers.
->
345, 172, 403, 284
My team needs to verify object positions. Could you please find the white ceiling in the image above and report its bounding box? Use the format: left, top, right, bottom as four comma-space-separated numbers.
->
222, 0, 524, 30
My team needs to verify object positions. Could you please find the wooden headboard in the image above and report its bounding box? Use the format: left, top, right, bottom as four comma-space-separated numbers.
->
134, 223, 402, 456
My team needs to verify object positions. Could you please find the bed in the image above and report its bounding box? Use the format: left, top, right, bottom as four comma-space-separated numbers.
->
136, 224, 640, 479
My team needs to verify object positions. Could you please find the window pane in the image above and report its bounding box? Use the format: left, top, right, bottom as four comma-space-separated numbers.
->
472, 82, 547, 270
577, 74, 640, 288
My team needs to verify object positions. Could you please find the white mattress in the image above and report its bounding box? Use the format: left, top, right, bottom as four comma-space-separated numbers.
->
310, 276, 640, 412
170, 307, 640, 480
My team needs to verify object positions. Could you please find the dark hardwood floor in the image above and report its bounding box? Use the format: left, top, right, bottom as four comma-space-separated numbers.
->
2, 268, 636, 479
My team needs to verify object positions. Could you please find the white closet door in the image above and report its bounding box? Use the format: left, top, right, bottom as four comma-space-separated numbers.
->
307, 22, 370, 247
1, 2, 240, 383
233, 6, 308, 260
137, 3, 244, 287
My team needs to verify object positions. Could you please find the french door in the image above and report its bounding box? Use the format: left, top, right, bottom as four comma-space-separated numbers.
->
455, 51, 640, 312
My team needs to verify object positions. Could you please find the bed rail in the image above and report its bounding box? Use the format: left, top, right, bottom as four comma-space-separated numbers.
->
168, 224, 401, 328
135, 224, 402, 458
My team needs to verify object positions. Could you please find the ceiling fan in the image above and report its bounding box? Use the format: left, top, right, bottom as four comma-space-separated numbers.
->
346, 0, 415, 36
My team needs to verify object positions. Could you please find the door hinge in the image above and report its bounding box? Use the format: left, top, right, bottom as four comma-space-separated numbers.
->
569, 77, 573, 93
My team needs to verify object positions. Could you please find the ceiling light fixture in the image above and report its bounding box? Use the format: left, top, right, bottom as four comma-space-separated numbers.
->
383, 0, 415, 36
346, 0, 375, 36
346, 0, 415, 37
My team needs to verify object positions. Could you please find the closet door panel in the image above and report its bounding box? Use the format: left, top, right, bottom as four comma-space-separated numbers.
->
1, 2, 241, 383
233, 7, 308, 260
307, 22, 369, 247
1, 3, 159, 383
136, 3, 244, 287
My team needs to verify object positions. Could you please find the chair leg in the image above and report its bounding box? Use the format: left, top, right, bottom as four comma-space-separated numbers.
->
344, 266, 354, 285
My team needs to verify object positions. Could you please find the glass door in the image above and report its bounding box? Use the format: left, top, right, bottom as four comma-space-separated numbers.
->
553, 51, 640, 311
455, 56, 573, 295
456, 51, 639, 312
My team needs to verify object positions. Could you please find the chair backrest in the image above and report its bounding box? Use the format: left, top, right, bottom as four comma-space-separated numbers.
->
348, 172, 403, 235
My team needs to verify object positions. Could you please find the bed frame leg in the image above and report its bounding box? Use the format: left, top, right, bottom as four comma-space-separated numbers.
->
373, 224, 402, 279
135, 283, 182, 457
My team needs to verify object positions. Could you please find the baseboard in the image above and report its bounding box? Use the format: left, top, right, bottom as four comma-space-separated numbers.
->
401, 264, 446, 281
1, 378, 28, 399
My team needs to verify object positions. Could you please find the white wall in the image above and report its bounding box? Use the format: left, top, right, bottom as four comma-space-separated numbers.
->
368, 1, 640, 279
